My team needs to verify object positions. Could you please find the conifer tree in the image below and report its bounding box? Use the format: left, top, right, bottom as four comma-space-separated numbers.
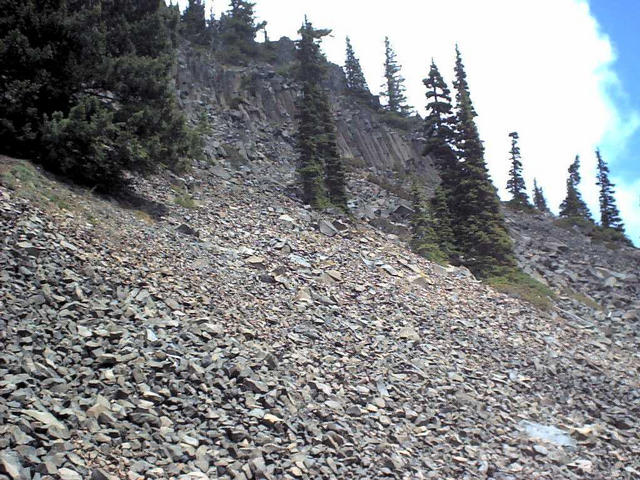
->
422, 60, 458, 191
381, 37, 412, 116
451, 47, 516, 277
217, 0, 266, 64
295, 18, 347, 210
410, 184, 447, 263
453, 44, 477, 118
318, 99, 347, 208
596, 149, 625, 232
344, 37, 370, 97
506, 131, 529, 207
532, 179, 549, 213
181, 0, 208, 44
0, 0, 196, 189
429, 185, 458, 259
559, 155, 592, 221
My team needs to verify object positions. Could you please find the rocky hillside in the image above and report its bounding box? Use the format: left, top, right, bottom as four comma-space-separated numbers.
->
175, 40, 639, 322
1, 156, 639, 480
505, 209, 640, 326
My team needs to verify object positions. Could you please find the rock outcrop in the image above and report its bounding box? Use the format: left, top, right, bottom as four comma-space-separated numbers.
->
175, 39, 433, 185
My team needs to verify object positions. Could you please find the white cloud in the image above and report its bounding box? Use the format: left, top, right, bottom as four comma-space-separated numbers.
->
179, 0, 640, 244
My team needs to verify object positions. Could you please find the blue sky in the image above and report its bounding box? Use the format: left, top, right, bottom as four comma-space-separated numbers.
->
589, 0, 640, 181
175, 0, 640, 245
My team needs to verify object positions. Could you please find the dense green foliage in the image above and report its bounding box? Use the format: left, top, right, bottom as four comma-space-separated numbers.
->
181, 0, 212, 45
487, 270, 555, 310
595, 149, 625, 232
409, 184, 450, 264
559, 155, 592, 221
381, 37, 412, 116
413, 61, 458, 264
506, 131, 530, 207
295, 18, 346, 210
217, 0, 266, 64
532, 179, 549, 212
422, 60, 457, 191
344, 37, 370, 97
450, 47, 516, 277
0, 0, 196, 189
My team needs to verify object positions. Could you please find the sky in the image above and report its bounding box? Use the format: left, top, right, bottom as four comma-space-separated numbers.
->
176, 0, 640, 245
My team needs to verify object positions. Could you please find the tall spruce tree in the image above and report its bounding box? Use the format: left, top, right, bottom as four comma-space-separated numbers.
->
453, 44, 477, 118
295, 18, 346, 209
181, 0, 209, 44
410, 184, 448, 263
217, 0, 265, 64
559, 155, 592, 220
506, 131, 529, 207
422, 60, 458, 191
344, 37, 370, 97
429, 185, 458, 260
596, 149, 625, 232
318, 100, 347, 208
381, 37, 412, 116
451, 47, 516, 277
532, 179, 549, 212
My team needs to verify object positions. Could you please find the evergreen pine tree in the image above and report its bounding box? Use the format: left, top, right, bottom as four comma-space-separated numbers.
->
318, 98, 347, 209
451, 47, 516, 277
181, 0, 208, 44
429, 185, 458, 260
295, 17, 347, 210
559, 155, 592, 221
422, 60, 458, 191
381, 37, 412, 116
532, 179, 549, 213
410, 184, 448, 263
453, 44, 477, 118
0, 0, 197, 189
217, 0, 266, 64
344, 37, 370, 97
506, 131, 530, 207
596, 149, 625, 232
0, 0, 78, 158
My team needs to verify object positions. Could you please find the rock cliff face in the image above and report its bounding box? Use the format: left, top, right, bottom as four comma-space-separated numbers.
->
175, 39, 433, 185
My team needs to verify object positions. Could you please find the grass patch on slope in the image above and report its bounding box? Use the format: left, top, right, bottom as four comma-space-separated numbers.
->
487, 269, 556, 311
0, 157, 74, 212
554, 216, 633, 249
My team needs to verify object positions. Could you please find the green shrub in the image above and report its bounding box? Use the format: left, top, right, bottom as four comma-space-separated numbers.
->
42, 96, 129, 189
366, 173, 411, 200
379, 111, 415, 131
229, 96, 245, 110
554, 216, 595, 231
275, 64, 293, 77
505, 199, 536, 213
173, 190, 197, 209
589, 226, 633, 247
564, 290, 603, 311
413, 242, 450, 265
222, 143, 247, 168
555, 217, 632, 247
487, 269, 555, 310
